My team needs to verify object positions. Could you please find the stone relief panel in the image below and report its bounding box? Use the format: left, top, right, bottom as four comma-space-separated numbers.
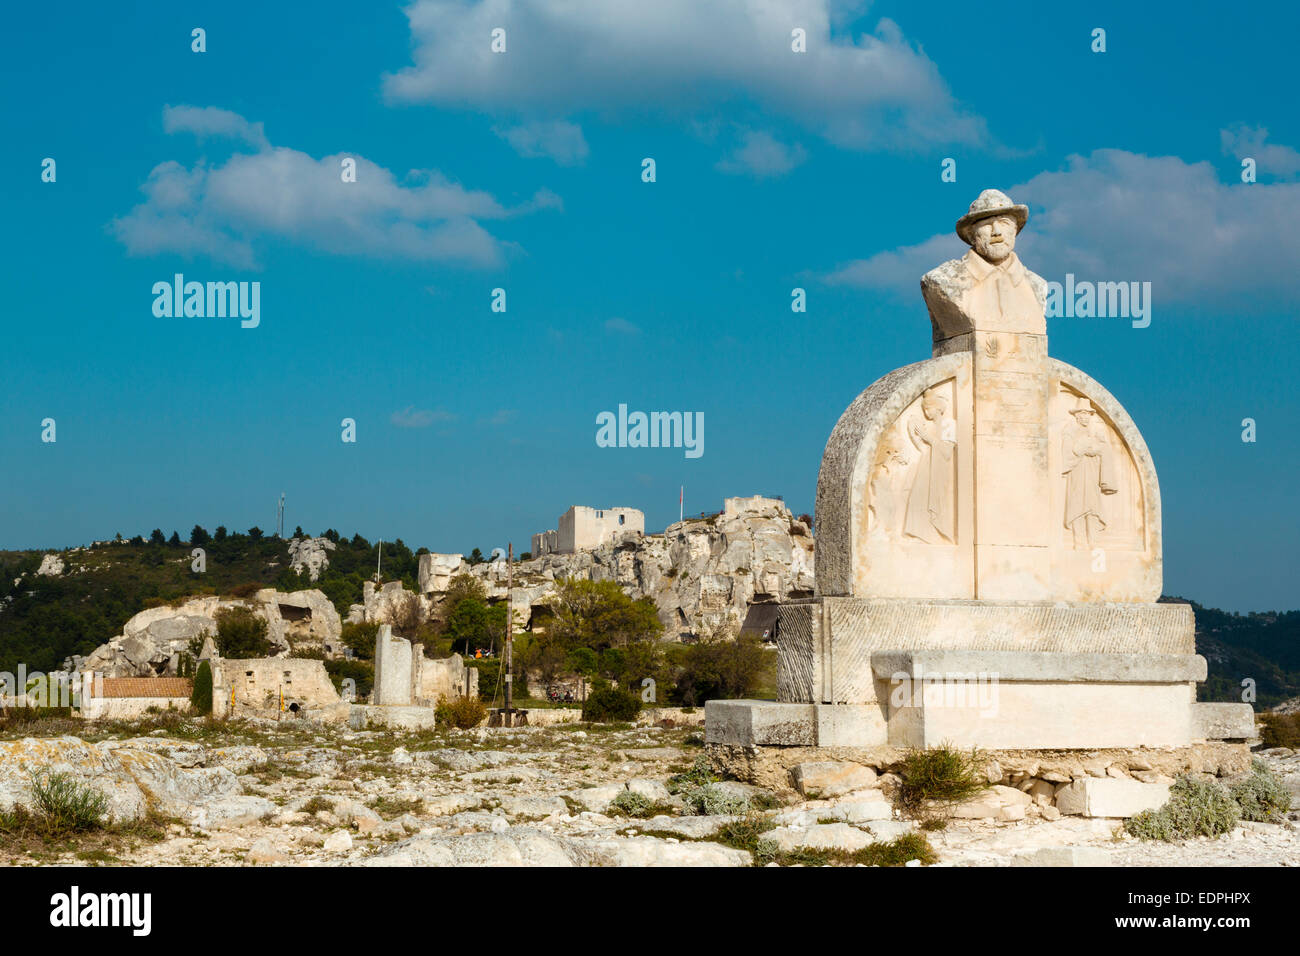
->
859, 374, 974, 600
869, 379, 958, 545
1049, 385, 1144, 553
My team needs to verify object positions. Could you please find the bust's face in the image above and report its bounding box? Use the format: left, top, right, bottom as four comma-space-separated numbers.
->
972, 215, 1017, 263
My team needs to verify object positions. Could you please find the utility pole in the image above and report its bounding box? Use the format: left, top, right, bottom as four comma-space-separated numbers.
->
376, 539, 383, 583
276, 492, 285, 538
504, 542, 513, 721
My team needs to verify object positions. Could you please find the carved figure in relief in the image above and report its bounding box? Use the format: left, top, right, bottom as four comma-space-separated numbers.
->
903, 390, 956, 544
1062, 394, 1117, 548
868, 435, 911, 537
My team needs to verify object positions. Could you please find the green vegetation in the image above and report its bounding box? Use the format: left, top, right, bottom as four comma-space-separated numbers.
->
190, 660, 213, 715
581, 680, 641, 723
435, 695, 487, 729
0, 771, 110, 836
213, 606, 272, 658
606, 790, 674, 819
0, 531, 422, 675
754, 832, 937, 867
1259, 712, 1300, 749
1125, 775, 1242, 841
1228, 759, 1292, 823
896, 744, 988, 821
1185, 598, 1300, 708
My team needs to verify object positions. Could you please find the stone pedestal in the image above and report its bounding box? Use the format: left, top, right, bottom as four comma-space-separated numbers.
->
703, 189, 1244, 757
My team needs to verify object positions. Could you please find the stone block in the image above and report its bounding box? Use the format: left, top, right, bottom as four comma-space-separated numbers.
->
874, 650, 1201, 749
1055, 777, 1170, 818
814, 703, 888, 747
790, 760, 877, 799
1012, 847, 1110, 867
705, 699, 815, 746
1192, 702, 1256, 741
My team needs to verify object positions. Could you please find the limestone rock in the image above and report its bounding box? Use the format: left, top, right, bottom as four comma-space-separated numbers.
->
70, 588, 342, 676
36, 554, 65, 576
464, 497, 814, 640
323, 830, 353, 852
764, 823, 876, 853
791, 760, 878, 798
1055, 777, 1171, 818
287, 536, 336, 581
1012, 847, 1111, 867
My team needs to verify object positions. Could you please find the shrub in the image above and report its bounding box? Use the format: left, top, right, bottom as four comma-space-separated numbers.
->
897, 744, 988, 818
607, 790, 656, 818
667, 755, 716, 793
190, 660, 213, 715
340, 620, 379, 660
681, 783, 749, 817
325, 658, 373, 699
1229, 760, 1292, 822
1259, 712, 1300, 749
28, 770, 109, 834
214, 606, 271, 658
436, 695, 487, 729
581, 681, 641, 723
754, 832, 936, 867
1126, 775, 1241, 841
668, 634, 766, 706
715, 810, 776, 853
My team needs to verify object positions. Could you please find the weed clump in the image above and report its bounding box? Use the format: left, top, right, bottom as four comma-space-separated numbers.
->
1125, 775, 1241, 841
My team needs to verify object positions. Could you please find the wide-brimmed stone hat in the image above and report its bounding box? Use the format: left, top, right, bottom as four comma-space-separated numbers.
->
956, 188, 1029, 245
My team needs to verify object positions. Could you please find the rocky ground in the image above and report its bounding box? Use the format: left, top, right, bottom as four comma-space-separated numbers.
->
0, 716, 1296, 867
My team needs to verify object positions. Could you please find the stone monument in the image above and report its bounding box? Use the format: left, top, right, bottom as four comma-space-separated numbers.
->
707, 190, 1253, 753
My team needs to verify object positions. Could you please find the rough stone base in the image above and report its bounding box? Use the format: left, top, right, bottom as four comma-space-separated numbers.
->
706, 741, 1251, 795
348, 705, 438, 731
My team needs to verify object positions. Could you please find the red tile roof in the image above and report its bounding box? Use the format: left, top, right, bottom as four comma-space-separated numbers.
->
98, 677, 193, 699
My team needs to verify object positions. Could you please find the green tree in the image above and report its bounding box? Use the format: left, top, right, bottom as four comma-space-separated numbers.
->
214, 606, 272, 658
214, 526, 228, 541
444, 598, 506, 654
168, 531, 181, 546
247, 526, 264, 540
149, 529, 165, 545
547, 578, 663, 652
191, 525, 210, 546
469, 548, 485, 565
191, 660, 213, 714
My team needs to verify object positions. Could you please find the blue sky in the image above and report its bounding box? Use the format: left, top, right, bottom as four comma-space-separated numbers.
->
1, 1, 1297, 612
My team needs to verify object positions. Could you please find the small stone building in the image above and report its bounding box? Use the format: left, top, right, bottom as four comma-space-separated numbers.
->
79, 677, 193, 720
533, 505, 644, 555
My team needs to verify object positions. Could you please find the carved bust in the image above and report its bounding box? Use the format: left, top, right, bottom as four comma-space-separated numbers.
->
921, 189, 1048, 348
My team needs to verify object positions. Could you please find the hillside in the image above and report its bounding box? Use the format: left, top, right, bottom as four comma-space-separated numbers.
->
0, 529, 422, 674
1, 534, 1296, 707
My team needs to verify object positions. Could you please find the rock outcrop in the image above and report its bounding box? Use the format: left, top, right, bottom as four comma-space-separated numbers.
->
287, 536, 336, 581
69, 588, 342, 677
472, 497, 814, 639
0, 736, 273, 826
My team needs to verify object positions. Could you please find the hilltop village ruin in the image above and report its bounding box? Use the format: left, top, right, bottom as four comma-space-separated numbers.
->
38, 495, 811, 722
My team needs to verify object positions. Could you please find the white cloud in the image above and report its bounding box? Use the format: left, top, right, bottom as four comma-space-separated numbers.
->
495, 120, 589, 165
112, 106, 559, 268
716, 129, 807, 178
821, 146, 1300, 306
391, 406, 456, 428
1220, 124, 1300, 180
383, 1, 987, 152
163, 105, 269, 149
604, 316, 641, 335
